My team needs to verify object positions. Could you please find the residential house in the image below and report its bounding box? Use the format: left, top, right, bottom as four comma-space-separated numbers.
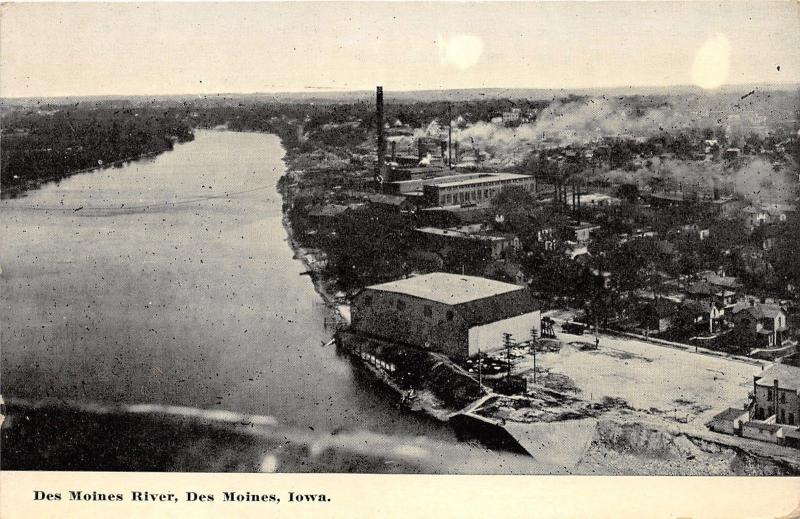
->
363, 193, 415, 213
569, 222, 599, 243
708, 407, 750, 436
742, 206, 770, 230
415, 224, 519, 260
641, 299, 678, 333
732, 301, 789, 349
685, 281, 737, 315
679, 299, 725, 334
748, 363, 800, 447
698, 270, 742, 291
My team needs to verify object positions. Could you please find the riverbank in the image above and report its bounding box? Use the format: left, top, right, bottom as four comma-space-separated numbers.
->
1, 148, 175, 200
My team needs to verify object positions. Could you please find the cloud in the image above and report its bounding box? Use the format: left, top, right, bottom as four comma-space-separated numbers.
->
437, 34, 484, 70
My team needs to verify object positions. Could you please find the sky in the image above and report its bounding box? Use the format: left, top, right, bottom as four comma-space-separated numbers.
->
1, 1, 799, 98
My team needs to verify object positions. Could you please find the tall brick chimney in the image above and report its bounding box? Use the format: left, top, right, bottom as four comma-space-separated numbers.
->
774, 378, 780, 421
376, 86, 387, 183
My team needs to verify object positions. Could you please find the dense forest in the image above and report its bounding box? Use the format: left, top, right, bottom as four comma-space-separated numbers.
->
1, 106, 194, 195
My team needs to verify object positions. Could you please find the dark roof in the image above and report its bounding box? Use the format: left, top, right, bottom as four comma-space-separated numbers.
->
364, 193, 409, 206
687, 281, 734, 298
307, 204, 350, 218
680, 299, 716, 315
733, 302, 785, 320
649, 299, 678, 318
700, 272, 741, 289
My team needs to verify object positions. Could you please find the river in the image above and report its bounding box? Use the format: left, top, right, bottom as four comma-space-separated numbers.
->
0, 129, 455, 442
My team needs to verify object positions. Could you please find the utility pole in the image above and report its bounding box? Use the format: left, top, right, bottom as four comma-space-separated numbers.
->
530, 328, 538, 384
503, 333, 513, 380
477, 348, 483, 389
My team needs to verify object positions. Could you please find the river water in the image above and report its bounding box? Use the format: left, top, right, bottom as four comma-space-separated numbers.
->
1, 130, 454, 442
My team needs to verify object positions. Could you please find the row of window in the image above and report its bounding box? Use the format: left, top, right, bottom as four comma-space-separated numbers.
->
436, 183, 535, 205
766, 388, 790, 403
755, 406, 795, 425
362, 295, 454, 320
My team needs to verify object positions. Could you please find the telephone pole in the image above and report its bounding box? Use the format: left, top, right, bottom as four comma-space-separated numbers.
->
530, 328, 539, 384
503, 333, 513, 380
477, 348, 483, 389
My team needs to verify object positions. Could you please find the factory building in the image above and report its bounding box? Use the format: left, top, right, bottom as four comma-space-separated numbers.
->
384, 172, 534, 204
422, 173, 535, 207
415, 224, 520, 259
350, 273, 541, 360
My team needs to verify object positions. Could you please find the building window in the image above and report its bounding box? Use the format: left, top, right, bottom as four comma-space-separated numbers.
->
423, 305, 432, 318
446, 310, 453, 321
767, 389, 773, 401
780, 392, 786, 404
790, 413, 795, 425
397, 300, 406, 311
780, 409, 786, 423
363, 296, 372, 306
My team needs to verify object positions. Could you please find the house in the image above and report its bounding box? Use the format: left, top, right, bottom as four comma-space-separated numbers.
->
349, 273, 541, 360
698, 270, 742, 291
741, 205, 770, 230
569, 222, 599, 243
306, 204, 353, 222
363, 193, 415, 213
710, 364, 800, 448
723, 147, 741, 159
679, 299, 724, 334
744, 363, 800, 447
763, 203, 796, 223
732, 301, 789, 349
751, 363, 800, 425
501, 108, 522, 124
415, 225, 519, 260
484, 261, 528, 287
708, 407, 749, 435
756, 224, 782, 251
685, 281, 736, 314
641, 299, 678, 333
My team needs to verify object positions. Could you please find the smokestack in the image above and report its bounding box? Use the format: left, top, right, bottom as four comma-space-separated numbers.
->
774, 379, 779, 420
448, 104, 453, 169
391, 141, 396, 162
454, 142, 460, 165
440, 140, 447, 159
418, 139, 423, 162
376, 86, 387, 183
572, 184, 576, 210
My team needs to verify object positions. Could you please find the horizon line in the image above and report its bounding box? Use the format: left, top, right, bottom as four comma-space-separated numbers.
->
3, 81, 800, 102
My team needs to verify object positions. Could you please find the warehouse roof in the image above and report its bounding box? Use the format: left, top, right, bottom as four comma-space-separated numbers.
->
365, 272, 524, 305
433, 172, 533, 188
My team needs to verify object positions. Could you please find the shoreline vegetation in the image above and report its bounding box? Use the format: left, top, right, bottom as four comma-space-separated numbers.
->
1, 105, 195, 198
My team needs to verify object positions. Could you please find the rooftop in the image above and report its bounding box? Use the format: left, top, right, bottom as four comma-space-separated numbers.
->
416, 226, 508, 242
435, 172, 532, 188
755, 363, 800, 390
709, 407, 749, 423
732, 301, 785, 319
365, 272, 524, 305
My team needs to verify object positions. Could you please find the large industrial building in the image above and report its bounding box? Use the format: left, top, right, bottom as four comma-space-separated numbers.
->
384, 172, 535, 205
350, 272, 541, 359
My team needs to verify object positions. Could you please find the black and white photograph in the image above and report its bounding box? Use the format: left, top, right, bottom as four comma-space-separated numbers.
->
1, 1, 800, 483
